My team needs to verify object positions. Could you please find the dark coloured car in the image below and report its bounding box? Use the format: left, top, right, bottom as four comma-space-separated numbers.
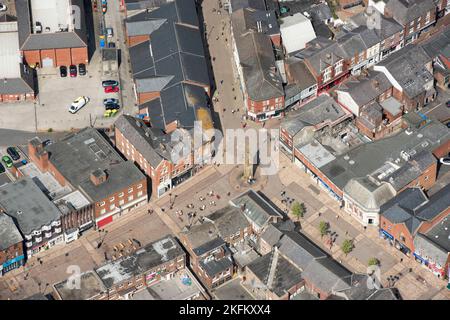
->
69, 65, 77, 77
78, 63, 86, 76
102, 80, 119, 88
60, 66, 67, 77
6, 147, 20, 161
103, 98, 118, 105
0, 163, 4, 174
43, 139, 53, 147
108, 42, 116, 48
105, 102, 120, 110
446, 100, 450, 108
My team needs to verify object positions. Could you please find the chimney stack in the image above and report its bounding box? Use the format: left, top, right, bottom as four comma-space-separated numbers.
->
90, 169, 108, 186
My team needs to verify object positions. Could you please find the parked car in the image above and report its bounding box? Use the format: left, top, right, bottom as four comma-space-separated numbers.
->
108, 42, 116, 48
69, 65, 77, 77
78, 63, 86, 76
104, 85, 119, 93
69, 96, 90, 114
0, 163, 4, 174
106, 27, 113, 38
447, 122, 450, 129
440, 157, 450, 166
105, 102, 120, 110
6, 147, 20, 161
446, 100, 450, 108
103, 98, 118, 105
102, 80, 118, 87
60, 66, 68, 77
2, 155, 13, 168
43, 139, 53, 147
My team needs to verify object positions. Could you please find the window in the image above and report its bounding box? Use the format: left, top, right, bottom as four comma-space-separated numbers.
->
128, 187, 133, 194
119, 199, 125, 205
119, 192, 124, 198
99, 201, 105, 206
100, 209, 106, 214
110, 197, 115, 202
137, 184, 143, 189
110, 204, 115, 210
137, 191, 143, 197
128, 195, 134, 201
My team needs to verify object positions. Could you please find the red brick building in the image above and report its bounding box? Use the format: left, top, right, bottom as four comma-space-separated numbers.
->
0, 213, 25, 275
16, 0, 89, 68
231, 7, 285, 122
28, 128, 147, 229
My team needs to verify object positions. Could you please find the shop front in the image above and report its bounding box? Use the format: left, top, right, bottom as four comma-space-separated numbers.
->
394, 240, 411, 256
1, 255, 25, 275
379, 229, 394, 246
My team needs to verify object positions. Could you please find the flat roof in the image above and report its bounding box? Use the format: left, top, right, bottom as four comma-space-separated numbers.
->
53, 271, 106, 300
44, 128, 145, 202
0, 23, 21, 78
298, 139, 336, 168
95, 235, 185, 288
29, 0, 71, 34
0, 178, 62, 235
133, 271, 203, 300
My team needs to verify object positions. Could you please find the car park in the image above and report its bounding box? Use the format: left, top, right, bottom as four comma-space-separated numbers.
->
2, 155, 13, 168
60, 66, 68, 77
69, 96, 90, 114
102, 80, 119, 87
69, 65, 77, 77
6, 147, 20, 161
104, 86, 119, 93
78, 63, 86, 76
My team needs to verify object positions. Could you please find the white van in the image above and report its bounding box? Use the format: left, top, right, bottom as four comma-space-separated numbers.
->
106, 27, 113, 38
69, 96, 90, 114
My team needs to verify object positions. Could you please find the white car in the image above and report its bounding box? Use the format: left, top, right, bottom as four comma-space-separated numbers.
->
440, 157, 450, 166
0, 4, 7, 12
69, 96, 90, 114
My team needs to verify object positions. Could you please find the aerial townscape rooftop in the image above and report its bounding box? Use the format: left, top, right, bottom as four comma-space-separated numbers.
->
0, 0, 449, 311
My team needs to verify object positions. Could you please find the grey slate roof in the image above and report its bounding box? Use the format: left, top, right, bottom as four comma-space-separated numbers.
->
302, 257, 352, 293
230, 190, 283, 229
284, 56, 317, 99
0, 213, 23, 251
15, 0, 88, 50
376, 44, 433, 99
336, 71, 392, 108
247, 248, 303, 297
114, 114, 173, 168
200, 256, 234, 277
231, 8, 284, 101
0, 178, 61, 235
380, 184, 450, 235
349, 11, 403, 40
335, 274, 400, 300
0, 73, 34, 95
44, 128, 145, 203
125, 0, 211, 130
95, 235, 184, 288
386, 0, 436, 26
281, 94, 348, 137
206, 205, 250, 240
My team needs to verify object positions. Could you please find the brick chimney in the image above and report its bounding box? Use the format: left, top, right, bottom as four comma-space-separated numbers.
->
28, 137, 49, 172
90, 169, 108, 186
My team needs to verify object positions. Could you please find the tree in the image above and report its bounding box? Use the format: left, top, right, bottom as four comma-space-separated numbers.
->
318, 221, 329, 238
368, 257, 380, 267
291, 201, 305, 220
341, 239, 354, 256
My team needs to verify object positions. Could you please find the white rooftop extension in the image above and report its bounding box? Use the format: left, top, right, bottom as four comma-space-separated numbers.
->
280, 13, 316, 55
0, 21, 21, 78
30, 0, 72, 33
